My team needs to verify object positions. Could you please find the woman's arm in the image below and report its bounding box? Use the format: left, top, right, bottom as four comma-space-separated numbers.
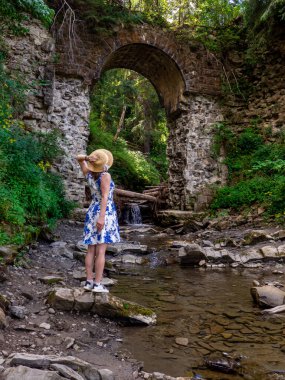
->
96, 173, 111, 232
76, 154, 89, 176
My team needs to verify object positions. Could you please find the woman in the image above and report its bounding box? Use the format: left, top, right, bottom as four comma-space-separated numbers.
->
76, 149, 120, 293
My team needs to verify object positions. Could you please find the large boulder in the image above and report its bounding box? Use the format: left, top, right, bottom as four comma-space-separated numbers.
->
239, 248, 264, 263
0, 245, 19, 265
48, 288, 74, 311
156, 210, 207, 227
48, 287, 156, 326
243, 230, 272, 245
179, 244, 206, 265
92, 293, 156, 325
251, 285, 285, 308
203, 248, 238, 263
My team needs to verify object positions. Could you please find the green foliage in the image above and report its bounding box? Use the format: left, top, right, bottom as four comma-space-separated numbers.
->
76, 0, 167, 35
0, 0, 54, 38
15, 0, 54, 26
242, 0, 285, 63
88, 118, 161, 191
242, 0, 285, 31
211, 126, 285, 219
0, 125, 73, 233
91, 69, 168, 182
165, 0, 241, 53
0, 54, 72, 245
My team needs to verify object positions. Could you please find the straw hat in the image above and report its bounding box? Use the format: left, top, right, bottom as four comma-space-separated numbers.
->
99, 149, 113, 168
86, 149, 113, 172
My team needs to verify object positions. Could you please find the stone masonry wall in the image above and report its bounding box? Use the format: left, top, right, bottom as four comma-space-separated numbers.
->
5, 22, 90, 203
224, 37, 285, 138
48, 77, 90, 202
185, 95, 226, 211
167, 95, 226, 211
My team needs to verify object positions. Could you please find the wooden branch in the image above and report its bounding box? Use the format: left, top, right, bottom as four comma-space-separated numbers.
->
261, 304, 285, 314
114, 188, 157, 202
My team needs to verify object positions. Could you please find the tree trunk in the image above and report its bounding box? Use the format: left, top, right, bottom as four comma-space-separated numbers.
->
114, 188, 157, 202
113, 105, 127, 141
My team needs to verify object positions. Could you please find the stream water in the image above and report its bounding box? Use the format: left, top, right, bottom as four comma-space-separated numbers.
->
111, 226, 285, 380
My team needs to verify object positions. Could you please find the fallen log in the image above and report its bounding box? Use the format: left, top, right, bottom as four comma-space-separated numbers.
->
144, 187, 166, 193
114, 188, 157, 202
142, 191, 160, 197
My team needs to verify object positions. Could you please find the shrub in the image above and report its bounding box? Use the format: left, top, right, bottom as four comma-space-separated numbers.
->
88, 119, 160, 191
211, 125, 285, 219
0, 125, 73, 244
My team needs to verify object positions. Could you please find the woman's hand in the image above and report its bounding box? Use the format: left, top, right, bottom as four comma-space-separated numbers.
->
76, 154, 89, 175
96, 215, 105, 232
88, 155, 98, 163
76, 154, 86, 162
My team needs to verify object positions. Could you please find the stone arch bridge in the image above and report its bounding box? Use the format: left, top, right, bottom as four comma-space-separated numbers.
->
42, 22, 225, 210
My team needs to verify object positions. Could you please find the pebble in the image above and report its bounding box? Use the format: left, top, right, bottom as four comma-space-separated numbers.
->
175, 337, 188, 346
39, 323, 51, 330
48, 308, 55, 314
65, 337, 75, 349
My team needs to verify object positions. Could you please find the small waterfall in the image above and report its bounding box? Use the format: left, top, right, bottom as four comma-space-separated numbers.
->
123, 203, 142, 225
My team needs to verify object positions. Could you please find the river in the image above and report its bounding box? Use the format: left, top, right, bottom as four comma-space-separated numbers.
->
111, 225, 285, 379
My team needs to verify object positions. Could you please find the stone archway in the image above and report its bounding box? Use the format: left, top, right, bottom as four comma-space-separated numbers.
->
47, 24, 224, 210
101, 43, 185, 115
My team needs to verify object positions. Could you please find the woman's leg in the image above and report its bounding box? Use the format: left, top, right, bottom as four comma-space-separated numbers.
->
94, 243, 107, 284
85, 244, 96, 281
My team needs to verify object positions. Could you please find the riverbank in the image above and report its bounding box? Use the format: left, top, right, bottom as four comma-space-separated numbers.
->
0, 220, 139, 380
1, 218, 285, 380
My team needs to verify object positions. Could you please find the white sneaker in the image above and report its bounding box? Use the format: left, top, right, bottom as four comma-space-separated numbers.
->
83, 280, 94, 291
92, 283, 109, 293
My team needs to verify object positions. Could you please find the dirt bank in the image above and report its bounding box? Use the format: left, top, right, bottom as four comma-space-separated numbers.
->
0, 220, 140, 380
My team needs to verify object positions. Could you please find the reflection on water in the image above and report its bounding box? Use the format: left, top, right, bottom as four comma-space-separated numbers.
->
112, 264, 285, 379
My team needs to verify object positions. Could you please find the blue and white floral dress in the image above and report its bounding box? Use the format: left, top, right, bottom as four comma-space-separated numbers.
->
83, 172, 120, 245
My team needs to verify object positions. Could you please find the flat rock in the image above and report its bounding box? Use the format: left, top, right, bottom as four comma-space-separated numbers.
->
50, 241, 74, 259
260, 245, 278, 258
111, 254, 148, 265
7, 353, 100, 379
48, 287, 156, 326
50, 363, 85, 380
39, 275, 64, 284
278, 244, 285, 255
2, 365, 64, 380
76, 241, 149, 255
240, 248, 263, 263
107, 242, 148, 254
272, 230, 285, 240
157, 210, 206, 226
